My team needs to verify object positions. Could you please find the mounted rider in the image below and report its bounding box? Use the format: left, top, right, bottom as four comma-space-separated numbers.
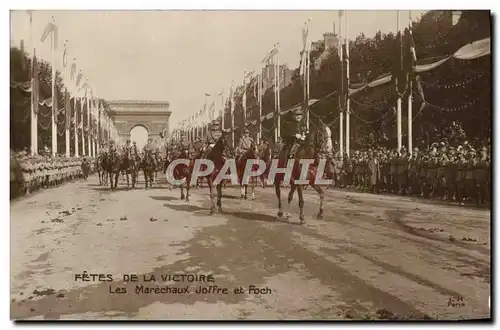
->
131, 141, 139, 159
143, 138, 154, 155
236, 125, 254, 162
99, 143, 107, 156
193, 137, 204, 157
108, 140, 117, 154
286, 108, 308, 159
178, 135, 190, 157
122, 139, 132, 159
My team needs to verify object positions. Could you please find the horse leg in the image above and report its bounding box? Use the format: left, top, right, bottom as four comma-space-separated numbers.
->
312, 184, 324, 219
109, 171, 113, 190
217, 183, 223, 212
251, 177, 256, 200
208, 178, 215, 215
144, 170, 148, 189
297, 184, 305, 224
275, 182, 283, 218
114, 172, 119, 189
185, 179, 190, 202
180, 184, 185, 200
284, 183, 297, 218
126, 171, 130, 189
240, 185, 245, 199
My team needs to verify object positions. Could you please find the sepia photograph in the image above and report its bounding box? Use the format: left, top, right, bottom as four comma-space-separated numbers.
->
9, 9, 491, 321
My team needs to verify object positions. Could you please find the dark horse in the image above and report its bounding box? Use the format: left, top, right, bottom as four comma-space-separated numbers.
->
236, 141, 260, 200
198, 132, 231, 214
104, 149, 121, 190
274, 121, 330, 224
142, 149, 156, 189
170, 147, 193, 200
96, 153, 108, 185
120, 149, 139, 189
258, 142, 273, 188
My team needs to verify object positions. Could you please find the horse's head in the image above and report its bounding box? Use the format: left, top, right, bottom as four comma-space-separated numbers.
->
300, 120, 329, 158
244, 141, 259, 160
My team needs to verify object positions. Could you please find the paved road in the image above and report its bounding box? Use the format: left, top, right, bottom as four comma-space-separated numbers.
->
10, 174, 491, 320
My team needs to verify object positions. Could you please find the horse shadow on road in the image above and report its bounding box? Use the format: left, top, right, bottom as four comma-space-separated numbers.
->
149, 196, 178, 202
226, 210, 302, 226
89, 186, 131, 192
162, 203, 207, 216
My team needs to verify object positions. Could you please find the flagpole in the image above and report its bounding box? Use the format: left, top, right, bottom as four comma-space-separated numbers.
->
50, 17, 57, 156
396, 10, 402, 153
93, 97, 97, 156
63, 41, 70, 157
28, 11, 38, 155
73, 60, 78, 156
305, 19, 311, 131
345, 11, 351, 159
81, 92, 86, 156
220, 91, 224, 131
276, 43, 281, 141
87, 86, 91, 157
91, 97, 95, 156
231, 83, 235, 148
74, 97, 79, 156
338, 10, 344, 160
243, 70, 247, 125
305, 45, 310, 130
408, 10, 413, 154
258, 73, 262, 144
97, 99, 101, 155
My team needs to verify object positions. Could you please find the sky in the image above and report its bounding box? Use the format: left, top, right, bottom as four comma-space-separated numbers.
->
10, 10, 427, 129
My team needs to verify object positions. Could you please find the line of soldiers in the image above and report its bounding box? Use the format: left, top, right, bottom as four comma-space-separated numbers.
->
101, 138, 156, 158
329, 142, 491, 206
10, 150, 93, 198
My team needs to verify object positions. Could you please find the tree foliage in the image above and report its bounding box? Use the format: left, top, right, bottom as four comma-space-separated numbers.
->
227, 10, 491, 148
10, 47, 111, 152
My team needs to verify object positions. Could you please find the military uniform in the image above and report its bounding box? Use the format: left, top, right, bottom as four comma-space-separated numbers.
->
475, 147, 489, 204
237, 129, 254, 155
281, 109, 307, 159
398, 148, 409, 194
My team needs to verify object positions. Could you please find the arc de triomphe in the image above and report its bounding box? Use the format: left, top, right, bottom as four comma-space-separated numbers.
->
107, 100, 171, 146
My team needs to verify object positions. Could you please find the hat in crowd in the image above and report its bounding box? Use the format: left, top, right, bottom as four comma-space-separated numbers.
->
413, 147, 419, 152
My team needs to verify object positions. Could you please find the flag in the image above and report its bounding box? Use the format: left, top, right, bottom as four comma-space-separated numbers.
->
76, 70, 83, 88
65, 89, 71, 129
254, 75, 258, 99
20, 39, 27, 72
261, 46, 278, 64
209, 101, 217, 120
408, 23, 426, 109
40, 20, 59, 49
62, 41, 68, 68
299, 20, 310, 76
31, 49, 39, 115
230, 82, 235, 114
